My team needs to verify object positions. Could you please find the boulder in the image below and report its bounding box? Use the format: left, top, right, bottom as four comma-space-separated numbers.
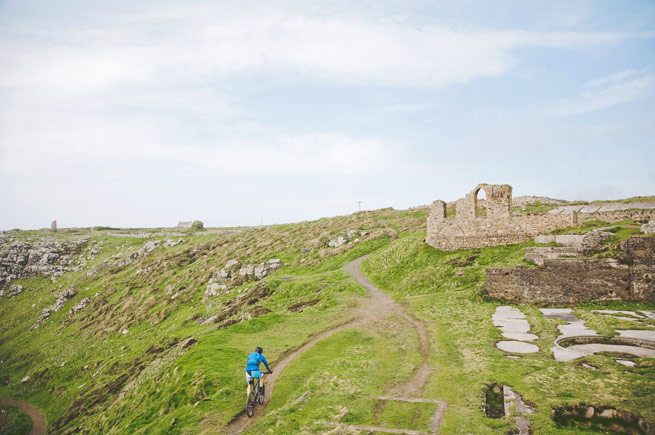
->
642, 220, 655, 235
327, 236, 347, 248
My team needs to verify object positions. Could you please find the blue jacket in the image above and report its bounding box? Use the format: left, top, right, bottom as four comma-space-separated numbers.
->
246, 352, 270, 372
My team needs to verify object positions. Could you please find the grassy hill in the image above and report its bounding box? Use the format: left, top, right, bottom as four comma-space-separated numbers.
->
0, 207, 653, 434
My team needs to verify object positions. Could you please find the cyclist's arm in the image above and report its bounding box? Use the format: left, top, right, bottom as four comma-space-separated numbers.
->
261, 355, 271, 372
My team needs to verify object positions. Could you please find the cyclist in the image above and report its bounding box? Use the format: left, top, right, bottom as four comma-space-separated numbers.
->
246, 346, 272, 398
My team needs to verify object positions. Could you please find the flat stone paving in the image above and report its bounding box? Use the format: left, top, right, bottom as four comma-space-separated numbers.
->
493, 306, 539, 354
496, 341, 539, 354
540, 308, 598, 361
541, 308, 655, 362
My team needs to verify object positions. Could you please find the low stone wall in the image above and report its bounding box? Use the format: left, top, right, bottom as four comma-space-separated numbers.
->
486, 237, 655, 305
427, 213, 573, 251
427, 205, 655, 252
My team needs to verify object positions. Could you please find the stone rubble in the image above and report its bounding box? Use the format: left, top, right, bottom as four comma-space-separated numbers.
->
503, 385, 534, 435
68, 297, 91, 318
102, 240, 162, 268
5, 284, 24, 298
327, 229, 368, 248
164, 238, 184, 247
204, 258, 283, 299
31, 287, 76, 330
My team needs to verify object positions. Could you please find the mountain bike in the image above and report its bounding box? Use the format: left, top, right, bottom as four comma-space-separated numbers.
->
246, 371, 271, 417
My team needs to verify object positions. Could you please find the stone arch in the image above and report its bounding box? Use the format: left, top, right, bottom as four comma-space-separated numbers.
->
473, 184, 490, 218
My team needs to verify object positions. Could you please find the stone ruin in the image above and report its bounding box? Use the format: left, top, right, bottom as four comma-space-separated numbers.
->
427, 183, 655, 251
487, 236, 655, 304
427, 184, 576, 251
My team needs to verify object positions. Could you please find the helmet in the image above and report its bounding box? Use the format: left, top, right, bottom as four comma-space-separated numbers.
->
255, 346, 263, 354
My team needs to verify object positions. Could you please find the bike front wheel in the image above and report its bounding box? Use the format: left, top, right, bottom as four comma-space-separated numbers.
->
246, 393, 255, 417
258, 386, 265, 405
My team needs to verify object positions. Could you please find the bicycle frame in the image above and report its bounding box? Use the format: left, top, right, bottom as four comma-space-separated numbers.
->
246, 372, 266, 417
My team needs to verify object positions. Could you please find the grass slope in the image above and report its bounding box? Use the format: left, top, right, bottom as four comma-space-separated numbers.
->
1, 208, 653, 434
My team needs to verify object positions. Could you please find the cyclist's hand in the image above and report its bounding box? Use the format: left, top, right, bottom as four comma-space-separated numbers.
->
268, 370, 273, 374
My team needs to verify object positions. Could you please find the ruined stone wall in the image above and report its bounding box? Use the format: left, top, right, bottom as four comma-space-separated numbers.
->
427, 212, 573, 251
486, 237, 655, 305
426, 183, 655, 252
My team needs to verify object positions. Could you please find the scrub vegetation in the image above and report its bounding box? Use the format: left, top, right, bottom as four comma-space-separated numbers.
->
0, 205, 653, 434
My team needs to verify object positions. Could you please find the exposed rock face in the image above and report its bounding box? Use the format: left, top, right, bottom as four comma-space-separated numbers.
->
0, 239, 88, 290
31, 287, 76, 330
204, 259, 282, 299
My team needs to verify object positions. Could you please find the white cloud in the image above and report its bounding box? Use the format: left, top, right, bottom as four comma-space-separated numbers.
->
583, 69, 640, 88
0, 10, 648, 92
544, 73, 652, 117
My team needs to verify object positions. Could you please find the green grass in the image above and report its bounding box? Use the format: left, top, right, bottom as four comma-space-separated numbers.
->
358, 232, 655, 434
0, 404, 32, 435
1, 204, 654, 434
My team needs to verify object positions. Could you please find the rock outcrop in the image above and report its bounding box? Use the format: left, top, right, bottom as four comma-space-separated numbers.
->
0, 239, 88, 290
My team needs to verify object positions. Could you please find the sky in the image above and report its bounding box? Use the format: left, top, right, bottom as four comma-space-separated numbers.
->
0, 0, 654, 229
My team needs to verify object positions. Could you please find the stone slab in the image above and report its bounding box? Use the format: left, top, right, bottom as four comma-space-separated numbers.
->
502, 333, 539, 341
493, 307, 529, 332
597, 204, 623, 212
557, 205, 585, 215
616, 359, 636, 367
579, 205, 602, 213
639, 311, 655, 320
496, 341, 539, 354
616, 330, 655, 341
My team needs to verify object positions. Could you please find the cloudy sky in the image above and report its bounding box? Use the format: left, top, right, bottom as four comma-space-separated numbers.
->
1, 0, 653, 229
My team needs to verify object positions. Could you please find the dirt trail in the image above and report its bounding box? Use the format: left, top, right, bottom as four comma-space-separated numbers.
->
226, 255, 434, 434
0, 397, 46, 435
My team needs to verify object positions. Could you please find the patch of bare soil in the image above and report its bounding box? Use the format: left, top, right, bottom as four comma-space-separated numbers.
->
225, 255, 437, 434
0, 397, 46, 435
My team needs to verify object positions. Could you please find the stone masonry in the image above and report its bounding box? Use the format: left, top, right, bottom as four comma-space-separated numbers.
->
486, 236, 655, 305
426, 183, 655, 251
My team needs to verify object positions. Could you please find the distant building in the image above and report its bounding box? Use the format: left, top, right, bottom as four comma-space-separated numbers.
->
177, 221, 192, 228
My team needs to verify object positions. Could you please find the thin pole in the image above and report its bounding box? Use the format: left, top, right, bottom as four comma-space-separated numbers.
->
357, 201, 363, 211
